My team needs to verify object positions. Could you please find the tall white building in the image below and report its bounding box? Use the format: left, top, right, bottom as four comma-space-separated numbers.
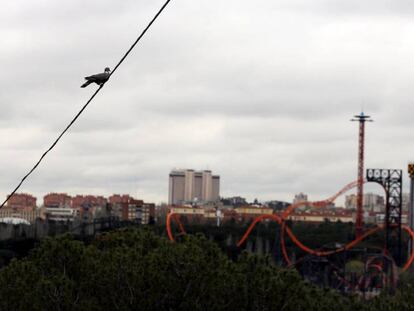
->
169, 169, 220, 205
345, 193, 385, 212
402, 193, 410, 212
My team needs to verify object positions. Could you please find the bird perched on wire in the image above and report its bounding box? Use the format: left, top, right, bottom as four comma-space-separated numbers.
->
81, 67, 111, 88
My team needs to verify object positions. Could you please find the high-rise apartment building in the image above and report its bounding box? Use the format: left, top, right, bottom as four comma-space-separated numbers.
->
345, 193, 385, 212
169, 169, 220, 205
6, 193, 37, 210
43, 193, 72, 208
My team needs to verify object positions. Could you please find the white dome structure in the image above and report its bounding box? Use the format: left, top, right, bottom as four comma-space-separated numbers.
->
0, 217, 31, 225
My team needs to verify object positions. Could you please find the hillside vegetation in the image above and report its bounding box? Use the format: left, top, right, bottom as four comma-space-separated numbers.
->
0, 228, 411, 310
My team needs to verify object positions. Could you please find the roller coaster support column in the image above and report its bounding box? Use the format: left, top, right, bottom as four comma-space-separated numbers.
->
351, 112, 373, 238
367, 169, 403, 265
408, 164, 414, 256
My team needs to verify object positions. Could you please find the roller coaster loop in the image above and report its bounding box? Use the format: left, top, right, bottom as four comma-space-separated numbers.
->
166, 180, 414, 272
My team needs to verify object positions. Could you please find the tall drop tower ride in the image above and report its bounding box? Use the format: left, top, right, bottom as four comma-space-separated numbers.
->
351, 112, 372, 238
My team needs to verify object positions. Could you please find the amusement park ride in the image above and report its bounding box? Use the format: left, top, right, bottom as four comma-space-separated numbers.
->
165, 114, 414, 294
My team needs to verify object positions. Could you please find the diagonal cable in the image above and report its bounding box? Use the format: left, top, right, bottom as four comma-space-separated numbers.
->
0, 0, 173, 208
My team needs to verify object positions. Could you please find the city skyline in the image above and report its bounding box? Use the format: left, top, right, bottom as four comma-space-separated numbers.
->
2, 187, 408, 210
2, 1, 414, 204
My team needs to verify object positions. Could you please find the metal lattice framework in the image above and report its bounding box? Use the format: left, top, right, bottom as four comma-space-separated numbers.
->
366, 169, 403, 264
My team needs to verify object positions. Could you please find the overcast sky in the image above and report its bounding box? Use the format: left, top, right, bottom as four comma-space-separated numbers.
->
1, 0, 414, 205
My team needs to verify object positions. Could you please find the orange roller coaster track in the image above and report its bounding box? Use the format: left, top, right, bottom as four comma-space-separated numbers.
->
166, 181, 414, 272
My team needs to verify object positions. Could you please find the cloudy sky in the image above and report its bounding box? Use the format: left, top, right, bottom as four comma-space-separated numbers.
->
1, 0, 414, 205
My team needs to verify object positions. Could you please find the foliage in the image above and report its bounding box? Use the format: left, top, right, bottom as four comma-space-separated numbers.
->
346, 260, 365, 274
0, 228, 362, 310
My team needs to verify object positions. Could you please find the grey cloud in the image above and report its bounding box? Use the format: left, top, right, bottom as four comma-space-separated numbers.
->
1, 0, 414, 204
278, 0, 414, 17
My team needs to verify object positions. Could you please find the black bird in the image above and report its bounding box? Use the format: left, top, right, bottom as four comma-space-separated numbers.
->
81, 67, 111, 88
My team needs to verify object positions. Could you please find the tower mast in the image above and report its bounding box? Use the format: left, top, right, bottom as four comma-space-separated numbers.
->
351, 112, 372, 238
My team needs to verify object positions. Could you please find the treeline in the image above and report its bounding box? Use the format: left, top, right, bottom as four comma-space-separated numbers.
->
0, 228, 411, 310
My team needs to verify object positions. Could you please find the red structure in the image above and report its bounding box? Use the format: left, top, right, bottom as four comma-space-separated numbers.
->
166, 180, 414, 273
351, 112, 372, 238
6, 193, 37, 210
43, 193, 72, 208
71, 195, 107, 209
108, 194, 132, 205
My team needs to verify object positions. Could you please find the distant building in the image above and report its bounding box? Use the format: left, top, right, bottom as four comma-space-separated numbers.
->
234, 206, 273, 222
6, 193, 36, 210
345, 194, 357, 209
71, 195, 108, 222
108, 194, 132, 205
288, 208, 354, 223
1, 191, 160, 223
0, 208, 42, 223
293, 193, 308, 205
365, 211, 408, 225
0, 217, 30, 225
141, 203, 155, 224
364, 193, 385, 212
402, 193, 410, 212
168, 204, 360, 225
169, 169, 220, 205
110, 196, 155, 224
345, 193, 384, 212
71, 195, 108, 209
292, 192, 310, 210
120, 198, 144, 221
265, 200, 290, 211
43, 193, 72, 208
221, 196, 247, 207
44, 207, 77, 222
168, 206, 206, 224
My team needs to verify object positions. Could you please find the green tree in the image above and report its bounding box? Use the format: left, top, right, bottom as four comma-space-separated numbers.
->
0, 228, 365, 310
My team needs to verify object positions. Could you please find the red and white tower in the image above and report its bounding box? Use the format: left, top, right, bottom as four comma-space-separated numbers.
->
351, 112, 372, 238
